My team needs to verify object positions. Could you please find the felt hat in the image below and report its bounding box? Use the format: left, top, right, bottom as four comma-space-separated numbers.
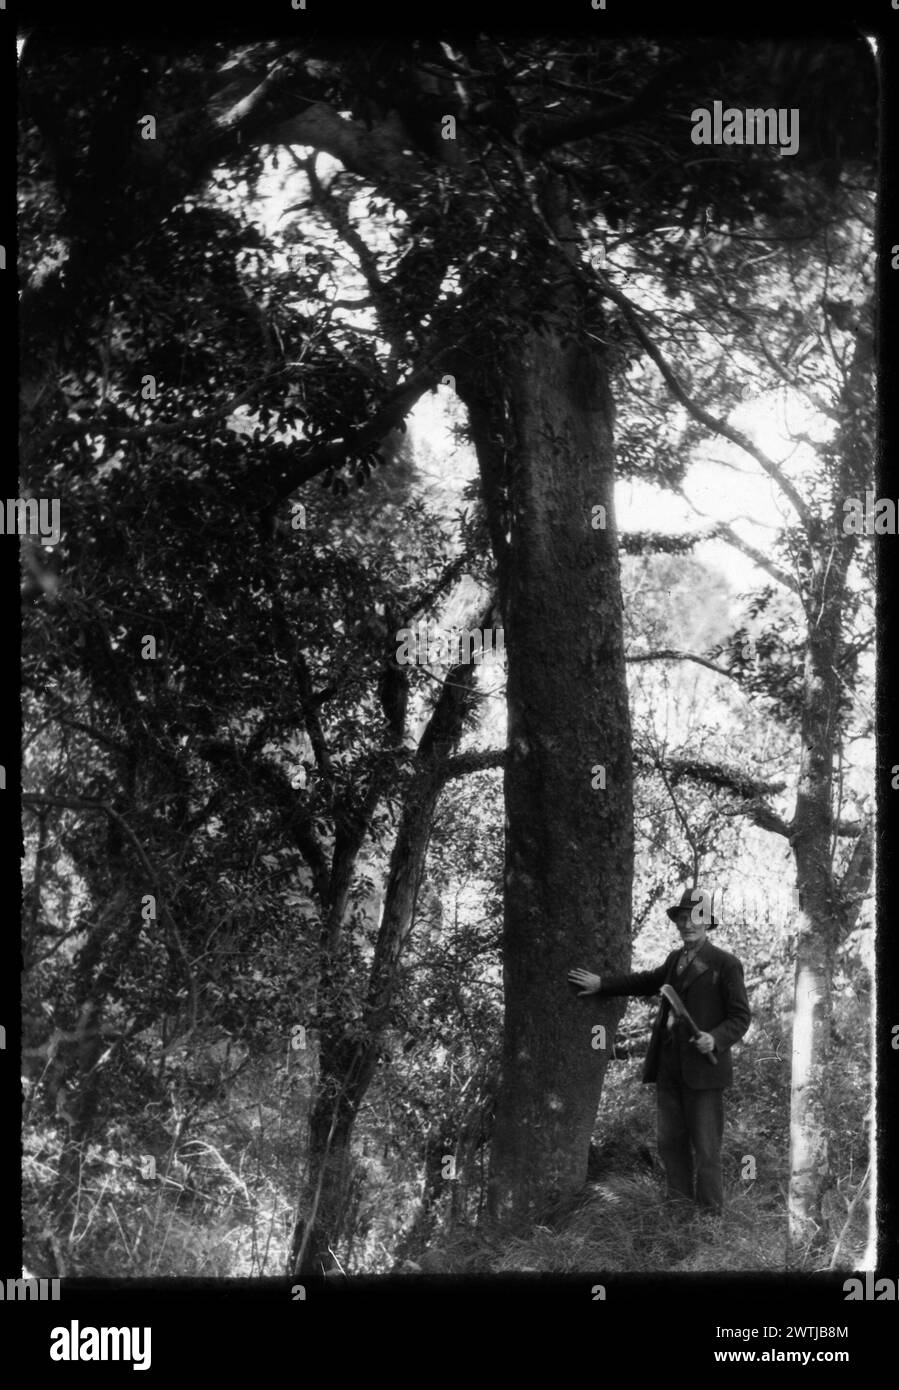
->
666, 886, 718, 929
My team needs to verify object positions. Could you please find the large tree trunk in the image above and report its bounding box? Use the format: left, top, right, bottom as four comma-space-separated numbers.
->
458, 275, 634, 1223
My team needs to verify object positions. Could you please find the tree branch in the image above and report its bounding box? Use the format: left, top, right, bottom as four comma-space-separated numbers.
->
673, 484, 799, 593
655, 755, 788, 801
635, 755, 793, 838
440, 748, 506, 781
215, 51, 304, 134
258, 352, 452, 504
654, 759, 703, 882
303, 153, 391, 310
56, 717, 130, 755
401, 553, 472, 629
21, 793, 198, 1016
594, 269, 814, 528
49, 378, 276, 446
196, 741, 331, 907
626, 649, 739, 682
262, 101, 424, 196
525, 42, 729, 154
837, 817, 873, 932
753, 331, 843, 425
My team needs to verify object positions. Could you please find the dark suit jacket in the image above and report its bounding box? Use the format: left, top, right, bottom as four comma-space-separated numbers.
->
598, 939, 751, 1090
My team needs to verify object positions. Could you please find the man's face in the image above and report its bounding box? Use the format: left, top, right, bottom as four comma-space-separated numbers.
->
675, 910, 707, 948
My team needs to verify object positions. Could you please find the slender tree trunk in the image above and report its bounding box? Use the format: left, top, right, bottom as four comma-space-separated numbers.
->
292, 765, 451, 1273
788, 551, 854, 1255
788, 884, 839, 1256
294, 640, 491, 1272
787, 306, 872, 1258
294, 1034, 361, 1275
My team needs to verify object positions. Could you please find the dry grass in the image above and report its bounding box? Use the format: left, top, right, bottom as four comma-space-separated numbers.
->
411, 1175, 802, 1274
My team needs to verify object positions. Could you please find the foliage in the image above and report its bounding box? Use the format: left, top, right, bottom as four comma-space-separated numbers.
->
18, 34, 875, 1273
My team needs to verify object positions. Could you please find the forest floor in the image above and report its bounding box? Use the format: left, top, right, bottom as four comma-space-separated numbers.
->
407, 1169, 869, 1275
404, 1048, 870, 1276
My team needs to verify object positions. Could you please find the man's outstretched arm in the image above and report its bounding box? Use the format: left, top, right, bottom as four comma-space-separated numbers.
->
568, 958, 673, 998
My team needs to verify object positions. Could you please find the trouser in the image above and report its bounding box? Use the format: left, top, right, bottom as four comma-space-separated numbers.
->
656, 1042, 725, 1211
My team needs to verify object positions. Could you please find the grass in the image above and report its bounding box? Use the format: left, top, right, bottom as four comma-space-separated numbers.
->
406, 1174, 790, 1274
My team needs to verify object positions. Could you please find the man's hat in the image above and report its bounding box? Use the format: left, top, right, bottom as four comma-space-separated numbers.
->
666, 886, 718, 929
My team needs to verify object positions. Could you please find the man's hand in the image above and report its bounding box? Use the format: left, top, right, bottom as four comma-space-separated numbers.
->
693, 1031, 716, 1055
568, 968, 602, 996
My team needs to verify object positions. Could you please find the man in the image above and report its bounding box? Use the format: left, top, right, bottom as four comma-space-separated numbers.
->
568, 887, 751, 1213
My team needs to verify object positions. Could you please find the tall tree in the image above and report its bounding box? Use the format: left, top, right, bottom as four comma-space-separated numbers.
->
20, 34, 875, 1255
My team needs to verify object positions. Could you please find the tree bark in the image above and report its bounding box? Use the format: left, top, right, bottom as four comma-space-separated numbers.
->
788, 571, 850, 1256
457, 289, 634, 1224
